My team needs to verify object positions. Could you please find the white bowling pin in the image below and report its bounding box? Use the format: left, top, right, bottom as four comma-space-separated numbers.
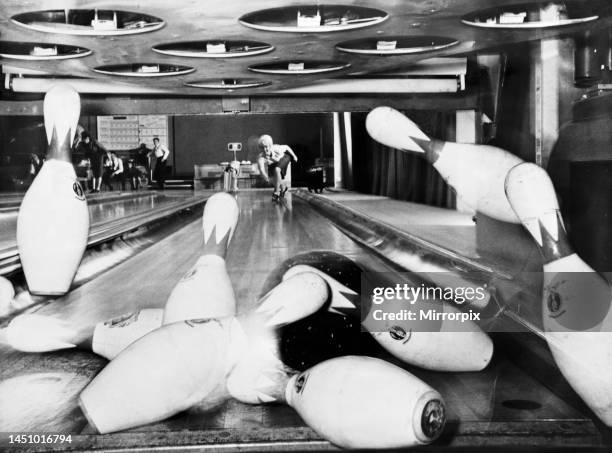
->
6, 273, 328, 359
79, 317, 247, 434
253, 272, 330, 327
4, 314, 77, 352
505, 162, 612, 426
367, 302, 493, 372
366, 106, 523, 223
4, 310, 162, 358
91, 309, 164, 360
0, 276, 15, 316
286, 356, 446, 449
283, 263, 493, 372
0, 276, 15, 304
10, 290, 36, 311
17, 84, 89, 295
163, 192, 239, 324
80, 272, 329, 434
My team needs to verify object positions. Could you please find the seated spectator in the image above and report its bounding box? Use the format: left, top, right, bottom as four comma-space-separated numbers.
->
102, 151, 125, 191
126, 159, 141, 190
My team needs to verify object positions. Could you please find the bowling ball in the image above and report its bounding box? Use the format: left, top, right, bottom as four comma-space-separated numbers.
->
260, 251, 381, 371
279, 310, 380, 371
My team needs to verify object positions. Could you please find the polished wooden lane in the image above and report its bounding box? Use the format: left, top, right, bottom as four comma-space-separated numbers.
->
0, 191, 600, 450
311, 191, 525, 272
0, 191, 208, 276
0, 192, 199, 253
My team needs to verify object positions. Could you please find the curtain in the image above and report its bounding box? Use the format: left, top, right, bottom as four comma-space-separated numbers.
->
351, 111, 454, 209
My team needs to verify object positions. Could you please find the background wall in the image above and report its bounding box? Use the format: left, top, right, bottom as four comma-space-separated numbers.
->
172, 113, 334, 182
0, 113, 334, 186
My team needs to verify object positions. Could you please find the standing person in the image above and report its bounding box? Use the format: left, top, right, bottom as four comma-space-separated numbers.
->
148, 137, 170, 190
76, 132, 106, 193
256, 134, 298, 201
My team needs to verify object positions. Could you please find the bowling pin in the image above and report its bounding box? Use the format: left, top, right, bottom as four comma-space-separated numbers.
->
0, 276, 15, 316
505, 162, 612, 426
17, 84, 89, 295
79, 317, 246, 434
366, 106, 523, 223
80, 273, 330, 433
4, 310, 162, 357
91, 309, 164, 359
163, 192, 239, 324
278, 251, 493, 371
5, 272, 328, 359
5, 313, 79, 352
240, 356, 446, 449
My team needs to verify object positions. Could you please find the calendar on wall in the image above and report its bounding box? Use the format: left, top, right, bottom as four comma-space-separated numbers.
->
97, 115, 168, 150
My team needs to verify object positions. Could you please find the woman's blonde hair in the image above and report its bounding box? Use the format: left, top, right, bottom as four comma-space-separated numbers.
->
258, 134, 273, 148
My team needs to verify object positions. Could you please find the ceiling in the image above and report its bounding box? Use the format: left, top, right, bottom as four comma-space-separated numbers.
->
0, 0, 610, 96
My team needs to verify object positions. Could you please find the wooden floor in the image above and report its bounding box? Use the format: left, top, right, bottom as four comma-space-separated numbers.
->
0, 191, 200, 255
0, 191, 601, 451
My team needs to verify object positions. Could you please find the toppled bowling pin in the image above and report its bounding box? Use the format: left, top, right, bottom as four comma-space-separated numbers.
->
280, 252, 493, 371
6, 273, 328, 360
266, 250, 362, 317
366, 106, 523, 223
10, 290, 36, 311
80, 317, 246, 434
4, 309, 163, 359
0, 276, 15, 316
366, 302, 493, 372
17, 84, 89, 295
263, 356, 446, 449
90, 309, 164, 360
505, 162, 612, 426
163, 192, 239, 324
5, 314, 77, 352
80, 273, 329, 434
254, 272, 331, 327
0, 276, 15, 304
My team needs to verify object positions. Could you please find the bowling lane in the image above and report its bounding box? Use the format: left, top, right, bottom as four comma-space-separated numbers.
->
304, 190, 543, 276
0, 191, 207, 272
0, 191, 599, 450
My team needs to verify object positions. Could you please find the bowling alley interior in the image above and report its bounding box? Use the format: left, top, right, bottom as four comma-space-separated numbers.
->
2, 0, 612, 451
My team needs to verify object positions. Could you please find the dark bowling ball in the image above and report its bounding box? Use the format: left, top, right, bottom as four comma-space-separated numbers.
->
279, 310, 381, 371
